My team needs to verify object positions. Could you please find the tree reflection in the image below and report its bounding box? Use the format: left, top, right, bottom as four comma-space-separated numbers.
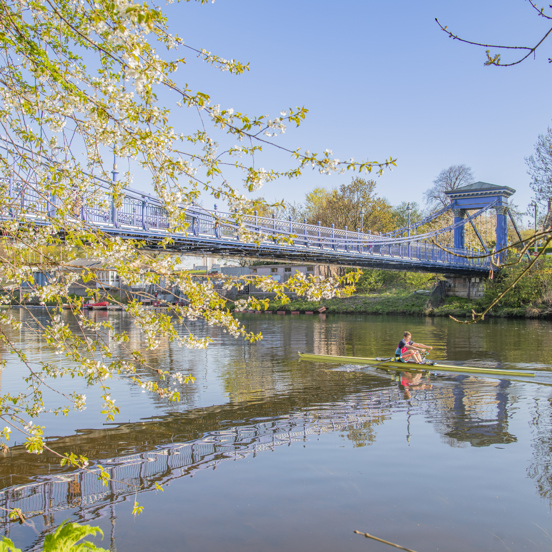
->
527, 394, 552, 505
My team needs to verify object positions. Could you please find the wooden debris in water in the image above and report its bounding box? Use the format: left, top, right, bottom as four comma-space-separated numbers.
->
354, 530, 418, 552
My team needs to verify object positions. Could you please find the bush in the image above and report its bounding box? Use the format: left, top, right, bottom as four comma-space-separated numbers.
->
353, 269, 437, 293
481, 258, 552, 309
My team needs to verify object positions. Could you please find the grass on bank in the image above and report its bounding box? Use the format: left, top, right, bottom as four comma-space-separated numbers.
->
234, 259, 552, 319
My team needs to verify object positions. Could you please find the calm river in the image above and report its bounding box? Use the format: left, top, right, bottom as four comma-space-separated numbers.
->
1, 310, 552, 551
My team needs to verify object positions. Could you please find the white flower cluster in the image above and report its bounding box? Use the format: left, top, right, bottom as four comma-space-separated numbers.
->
305, 277, 339, 301
254, 276, 281, 293
30, 275, 79, 305
0, 312, 22, 331
229, 145, 245, 158
263, 117, 286, 137
126, 303, 176, 350
247, 168, 268, 191
199, 50, 243, 73
138, 380, 158, 393
73, 394, 87, 412
170, 371, 190, 384
82, 359, 111, 382
46, 314, 70, 354
102, 394, 116, 410
208, 310, 244, 338
178, 335, 211, 349
150, 254, 178, 277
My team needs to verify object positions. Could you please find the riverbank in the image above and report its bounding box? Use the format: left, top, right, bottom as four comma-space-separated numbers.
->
248, 290, 552, 319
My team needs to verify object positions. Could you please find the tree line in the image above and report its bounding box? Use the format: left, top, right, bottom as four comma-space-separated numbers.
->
260, 162, 530, 242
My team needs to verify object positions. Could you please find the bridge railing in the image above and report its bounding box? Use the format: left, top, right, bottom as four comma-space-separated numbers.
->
0, 179, 491, 269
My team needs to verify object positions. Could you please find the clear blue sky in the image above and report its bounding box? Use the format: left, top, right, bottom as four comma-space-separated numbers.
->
160, 0, 552, 226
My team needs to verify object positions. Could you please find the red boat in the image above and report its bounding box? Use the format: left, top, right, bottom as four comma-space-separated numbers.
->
84, 301, 109, 309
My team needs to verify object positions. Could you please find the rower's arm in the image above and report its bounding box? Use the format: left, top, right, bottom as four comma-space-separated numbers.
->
404, 344, 422, 351
412, 342, 433, 350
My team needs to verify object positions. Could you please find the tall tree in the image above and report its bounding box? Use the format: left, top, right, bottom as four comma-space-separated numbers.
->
526, 127, 552, 208
278, 201, 305, 222
304, 178, 394, 233
392, 201, 424, 230
424, 165, 475, 210
304, 187, 331, 222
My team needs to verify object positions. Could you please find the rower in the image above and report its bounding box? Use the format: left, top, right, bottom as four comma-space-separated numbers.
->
395, 331, 433, 363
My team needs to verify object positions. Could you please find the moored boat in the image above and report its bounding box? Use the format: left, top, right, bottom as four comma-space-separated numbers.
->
84, 301, 109, 310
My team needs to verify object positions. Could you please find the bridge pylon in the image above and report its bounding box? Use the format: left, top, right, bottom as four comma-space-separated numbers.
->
444, 181, 516, 259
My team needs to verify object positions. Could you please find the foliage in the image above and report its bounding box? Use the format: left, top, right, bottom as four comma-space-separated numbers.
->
0, 538, 19, 552
263, 274, 552, 318
303, 178, 394, 233
265, 289, 431, 316
355, 269, 435, 293
391, 201, 424, 230
354, 270, 385, 293
0, 521, 108, 552
276, 201, 305, 222
303, 187, 331, 222
481, 258, 552, 309
0, 0, 392, 512
424, 165, 474, 210
526, 126, 552, 209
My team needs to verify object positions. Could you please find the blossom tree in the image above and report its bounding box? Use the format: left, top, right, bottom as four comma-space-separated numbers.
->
0, 0, 396, 516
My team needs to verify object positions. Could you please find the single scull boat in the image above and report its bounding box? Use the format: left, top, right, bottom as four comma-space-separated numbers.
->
297, 352, 534, 377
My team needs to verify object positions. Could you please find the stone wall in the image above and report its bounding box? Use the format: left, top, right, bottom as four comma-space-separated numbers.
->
446, 276, 485, 299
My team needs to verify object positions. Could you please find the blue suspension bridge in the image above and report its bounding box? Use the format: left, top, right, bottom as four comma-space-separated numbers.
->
3, 155, 520, 276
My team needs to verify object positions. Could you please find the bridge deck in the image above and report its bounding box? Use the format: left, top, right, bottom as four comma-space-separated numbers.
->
5, 182, 492, 275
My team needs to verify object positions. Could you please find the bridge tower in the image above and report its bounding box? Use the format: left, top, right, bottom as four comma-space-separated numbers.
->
444, 181, 516, 255
443, 182, 516, 300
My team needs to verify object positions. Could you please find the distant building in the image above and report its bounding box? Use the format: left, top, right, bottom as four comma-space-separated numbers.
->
63, 259, 152, 297
193, 263, 221, 272
65, 259, 120, 295
247, 263, 344, 283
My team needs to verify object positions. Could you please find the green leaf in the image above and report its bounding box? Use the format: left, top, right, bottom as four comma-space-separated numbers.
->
43, 521, 108, 552
0, 537, 22, 552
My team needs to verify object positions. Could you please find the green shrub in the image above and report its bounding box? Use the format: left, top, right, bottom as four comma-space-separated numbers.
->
353, 269, 437, 293
481, 258, 552, 309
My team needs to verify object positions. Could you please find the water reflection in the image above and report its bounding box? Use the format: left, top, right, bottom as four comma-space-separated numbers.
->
0, 312, 552, 551
0, 369, 537, 544
0, 387, 394, 547
427, 377, 516, 447
527, 390, 552, 504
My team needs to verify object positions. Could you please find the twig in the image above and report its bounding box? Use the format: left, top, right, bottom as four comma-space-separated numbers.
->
354, 530, 418, 552
450, 236, 552, 324
430, 229, 552, 260
435, 17, 552, 67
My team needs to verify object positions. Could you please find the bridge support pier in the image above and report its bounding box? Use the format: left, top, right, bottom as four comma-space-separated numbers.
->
445, 276, 485, 300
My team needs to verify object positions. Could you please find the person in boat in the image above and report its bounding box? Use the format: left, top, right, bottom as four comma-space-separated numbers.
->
395, 331, 433, 363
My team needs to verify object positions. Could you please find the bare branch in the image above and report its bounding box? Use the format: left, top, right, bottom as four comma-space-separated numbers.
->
435, 17, 552, 67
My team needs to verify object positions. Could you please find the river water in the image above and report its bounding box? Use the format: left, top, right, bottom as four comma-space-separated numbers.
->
1, 309, 552, 551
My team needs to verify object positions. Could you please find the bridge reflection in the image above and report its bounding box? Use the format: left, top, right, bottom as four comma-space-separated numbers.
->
0, 368, 524, 547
